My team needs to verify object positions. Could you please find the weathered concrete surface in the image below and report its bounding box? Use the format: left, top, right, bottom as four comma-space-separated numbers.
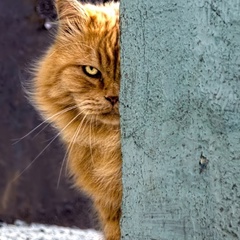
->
120, 0, 240, 239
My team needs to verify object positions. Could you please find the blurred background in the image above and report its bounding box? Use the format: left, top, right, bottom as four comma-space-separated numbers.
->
0, 0, 116, 230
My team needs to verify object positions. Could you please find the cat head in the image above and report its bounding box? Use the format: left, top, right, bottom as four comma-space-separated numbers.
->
34, 0, 120, 127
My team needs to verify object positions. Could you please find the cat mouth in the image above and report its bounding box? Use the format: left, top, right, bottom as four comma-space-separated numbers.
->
98, 109, 120, 125
102, 109, 119, 116
82, 106, 119, 124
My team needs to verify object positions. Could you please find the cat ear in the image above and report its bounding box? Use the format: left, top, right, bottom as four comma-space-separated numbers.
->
55, 0, 87, 35
55, 0, 84, 20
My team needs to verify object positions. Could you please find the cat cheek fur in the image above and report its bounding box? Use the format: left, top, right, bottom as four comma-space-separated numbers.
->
31, 1, 122, 240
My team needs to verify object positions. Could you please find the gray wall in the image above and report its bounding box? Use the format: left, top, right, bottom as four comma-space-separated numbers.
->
120, 0, 240, 239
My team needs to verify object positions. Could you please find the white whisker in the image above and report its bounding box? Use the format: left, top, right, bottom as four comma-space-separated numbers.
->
89, 115, 94, 165
12, 105, 78, 144
32, 122, 51, 140
11, 110, 82, 183
57, 112, 88, 188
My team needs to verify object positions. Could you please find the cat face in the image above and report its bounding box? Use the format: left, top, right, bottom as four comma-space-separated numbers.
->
50, 1, 120, 126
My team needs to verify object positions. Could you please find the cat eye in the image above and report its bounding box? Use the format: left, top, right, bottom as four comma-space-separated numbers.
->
82, 66, 101, 78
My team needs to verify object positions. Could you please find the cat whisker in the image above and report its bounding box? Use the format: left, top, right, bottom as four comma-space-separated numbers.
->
78, 99, 103, 106
12, 105, 78, 144
11, 110, 82, 183
89, 115, 94, 165
57, 133, 76, 188
79, 101, 111, 112
31, 123, 51, 140
79, 105, 110, 115
79, 113, 91, 138
57, 112, 88, 188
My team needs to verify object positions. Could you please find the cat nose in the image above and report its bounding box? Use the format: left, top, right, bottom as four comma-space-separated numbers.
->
105, 96, 119, 105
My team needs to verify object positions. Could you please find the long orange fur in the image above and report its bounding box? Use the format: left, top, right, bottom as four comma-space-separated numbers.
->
31, 1, 121, 239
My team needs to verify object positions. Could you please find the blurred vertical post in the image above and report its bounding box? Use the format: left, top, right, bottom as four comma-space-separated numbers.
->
120, 0, 240, 239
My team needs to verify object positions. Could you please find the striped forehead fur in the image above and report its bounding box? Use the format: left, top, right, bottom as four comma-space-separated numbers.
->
56, 1, 119, 37
55, 1, 120, 81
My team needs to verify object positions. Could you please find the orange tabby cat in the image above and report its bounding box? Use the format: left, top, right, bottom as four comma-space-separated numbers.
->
31, 0, 121, 239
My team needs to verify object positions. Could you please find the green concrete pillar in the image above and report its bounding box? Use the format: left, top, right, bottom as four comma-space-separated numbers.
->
120, 0, 240, 239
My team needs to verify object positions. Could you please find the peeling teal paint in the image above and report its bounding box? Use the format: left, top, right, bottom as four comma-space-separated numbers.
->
120, 0, 240, 239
